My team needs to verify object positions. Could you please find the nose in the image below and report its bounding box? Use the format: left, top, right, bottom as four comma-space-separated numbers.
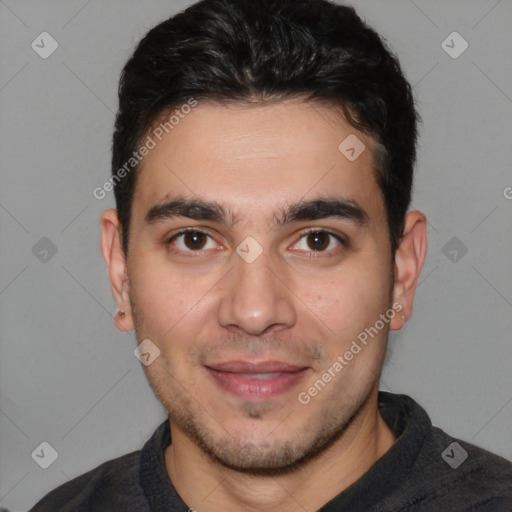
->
217, 250, 297, 336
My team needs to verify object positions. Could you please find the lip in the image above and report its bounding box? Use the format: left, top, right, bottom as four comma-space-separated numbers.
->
204, 360, 310, 401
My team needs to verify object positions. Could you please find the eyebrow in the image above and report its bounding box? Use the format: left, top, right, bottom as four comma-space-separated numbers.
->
144, 196, 369, 228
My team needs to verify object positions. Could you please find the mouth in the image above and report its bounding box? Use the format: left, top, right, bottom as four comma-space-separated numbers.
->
204, 361, 310, 401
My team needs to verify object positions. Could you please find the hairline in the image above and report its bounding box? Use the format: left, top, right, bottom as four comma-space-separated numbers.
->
124, 95, 391, 255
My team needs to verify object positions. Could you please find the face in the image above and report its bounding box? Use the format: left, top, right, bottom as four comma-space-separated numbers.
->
117, 100, 400, 471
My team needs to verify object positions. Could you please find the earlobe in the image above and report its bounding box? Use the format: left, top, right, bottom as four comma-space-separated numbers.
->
390, 210, 427, 330
114, 308, 132, 332
100, 209, 134, 332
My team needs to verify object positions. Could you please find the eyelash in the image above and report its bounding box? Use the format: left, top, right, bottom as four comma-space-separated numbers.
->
165, 228, 347, 257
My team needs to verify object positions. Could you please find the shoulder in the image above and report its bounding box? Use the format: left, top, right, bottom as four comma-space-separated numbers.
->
28, 450, 149, 512
409, 424, 512, 511
379, 393, 512, 511
433, 427, 511, 492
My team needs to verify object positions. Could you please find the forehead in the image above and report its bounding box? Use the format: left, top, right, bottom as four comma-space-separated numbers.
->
133, 100, 383, 223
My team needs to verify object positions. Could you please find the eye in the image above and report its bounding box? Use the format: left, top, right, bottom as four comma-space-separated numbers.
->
168, 230, 218, 253
292, 230, 344, 254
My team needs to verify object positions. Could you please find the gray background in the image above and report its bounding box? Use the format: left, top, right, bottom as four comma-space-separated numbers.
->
1, 0, 511, 509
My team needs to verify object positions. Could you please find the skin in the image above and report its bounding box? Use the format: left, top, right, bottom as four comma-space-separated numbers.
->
101, 99, 427, 512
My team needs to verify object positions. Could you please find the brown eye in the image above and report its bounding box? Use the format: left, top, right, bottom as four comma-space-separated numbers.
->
292, 230, 345, 255
183, 232, 208, 250
169, 230, 217, 253
306, 232, 331, 251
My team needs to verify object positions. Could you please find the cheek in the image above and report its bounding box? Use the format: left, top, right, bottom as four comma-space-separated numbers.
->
315, 267, 380, 305
301, 263, 390, 340
129, 261, 193, 333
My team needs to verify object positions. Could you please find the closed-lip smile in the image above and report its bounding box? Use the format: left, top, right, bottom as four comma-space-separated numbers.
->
204, 360, 310, 401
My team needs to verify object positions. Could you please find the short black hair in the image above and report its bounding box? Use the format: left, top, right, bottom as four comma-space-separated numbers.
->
112, 0, 418, 257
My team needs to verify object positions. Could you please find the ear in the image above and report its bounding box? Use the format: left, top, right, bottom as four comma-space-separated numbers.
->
100, 209, 134, 332
390, 210, 427, 330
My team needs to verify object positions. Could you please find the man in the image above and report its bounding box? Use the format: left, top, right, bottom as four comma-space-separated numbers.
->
30, 0, 512, 510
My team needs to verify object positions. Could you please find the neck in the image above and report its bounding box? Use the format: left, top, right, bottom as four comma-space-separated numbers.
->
165, 389, 396, 512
